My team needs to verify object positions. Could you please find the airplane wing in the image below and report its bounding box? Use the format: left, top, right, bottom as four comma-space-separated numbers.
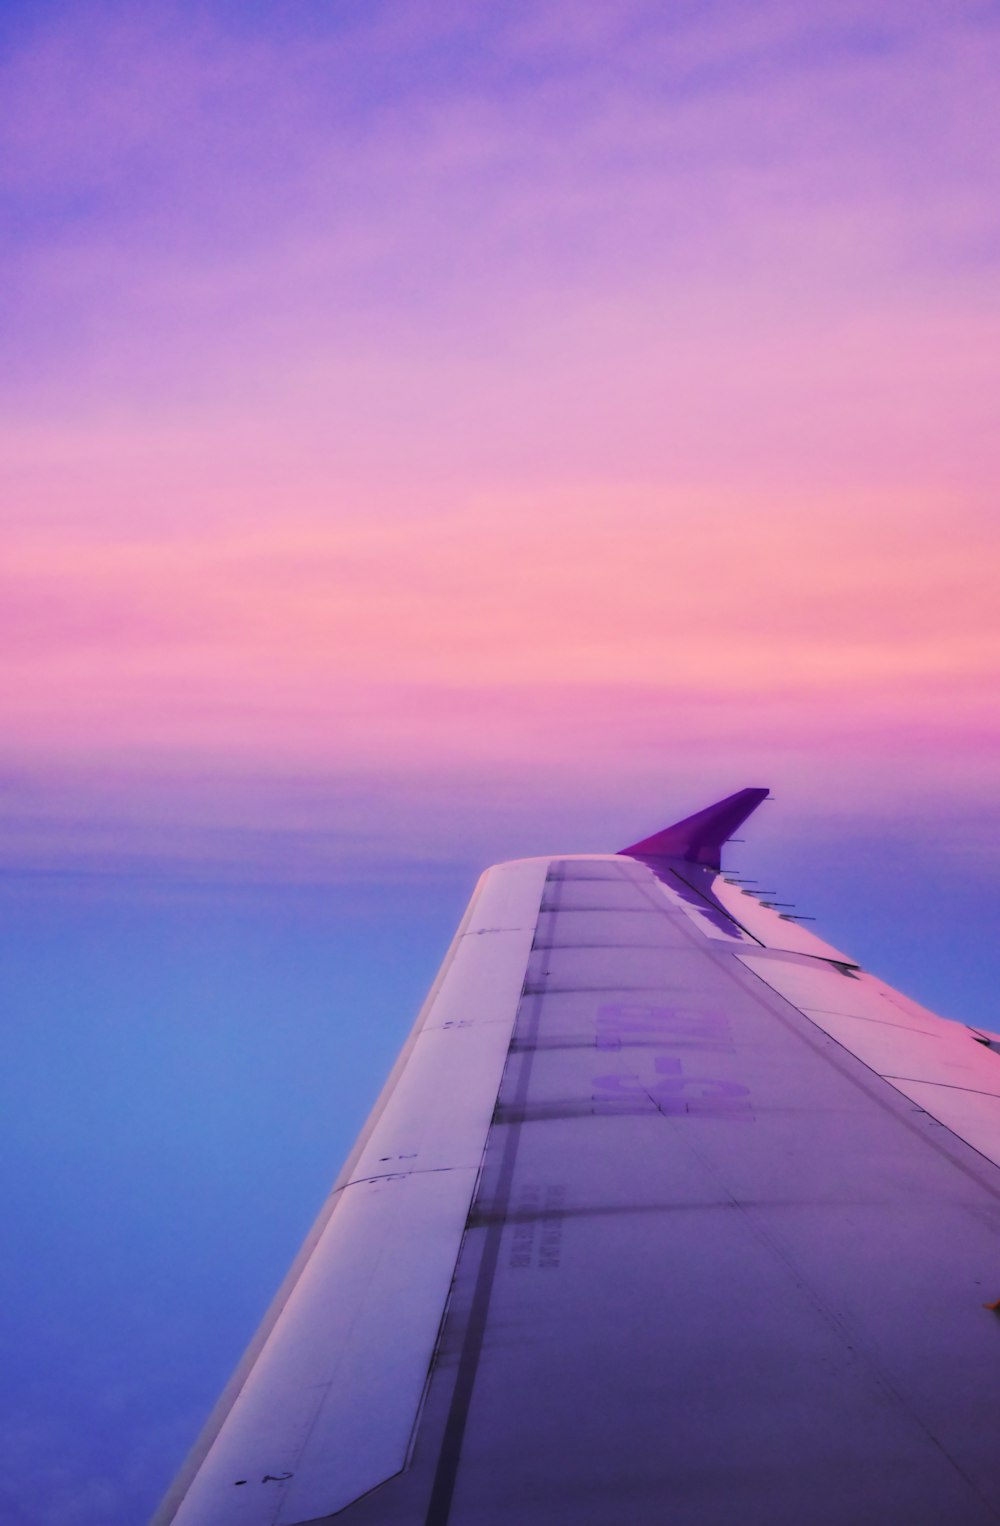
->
154, 790, 1000, 1526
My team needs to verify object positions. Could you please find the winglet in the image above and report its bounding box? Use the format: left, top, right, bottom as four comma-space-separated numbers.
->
619, 787, 770, 870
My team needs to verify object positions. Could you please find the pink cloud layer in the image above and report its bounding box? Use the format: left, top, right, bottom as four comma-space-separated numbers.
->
2, 1, 999, 872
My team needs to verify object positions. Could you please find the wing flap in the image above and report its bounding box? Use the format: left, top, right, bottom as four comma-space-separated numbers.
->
738, 950, 1000, 1167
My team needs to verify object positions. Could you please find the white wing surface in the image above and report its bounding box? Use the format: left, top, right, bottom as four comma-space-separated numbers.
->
154, 791, 1000, 1526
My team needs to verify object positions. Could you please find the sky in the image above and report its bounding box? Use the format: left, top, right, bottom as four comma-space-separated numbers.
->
2, 0, 999, 1520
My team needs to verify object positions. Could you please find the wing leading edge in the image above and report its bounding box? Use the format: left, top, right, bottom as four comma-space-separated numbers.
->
154, 792, 1000, 1526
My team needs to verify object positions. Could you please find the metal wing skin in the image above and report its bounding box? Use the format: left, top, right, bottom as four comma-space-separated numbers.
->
155, 792, 1000, 1526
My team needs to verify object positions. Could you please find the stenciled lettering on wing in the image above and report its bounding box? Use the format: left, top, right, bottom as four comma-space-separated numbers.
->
508, 1183, 567, 1270
592, 1002, 751, 1118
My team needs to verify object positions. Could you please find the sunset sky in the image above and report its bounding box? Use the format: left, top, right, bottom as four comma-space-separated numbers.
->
3, 1, 1000, 1520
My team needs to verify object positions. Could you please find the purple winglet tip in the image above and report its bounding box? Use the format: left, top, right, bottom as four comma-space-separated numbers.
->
618, 787, 770, 870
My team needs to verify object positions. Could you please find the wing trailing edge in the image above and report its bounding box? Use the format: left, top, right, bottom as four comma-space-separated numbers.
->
618, 785, 770, 869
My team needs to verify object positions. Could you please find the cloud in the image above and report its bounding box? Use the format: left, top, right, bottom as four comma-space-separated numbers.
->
0, 0, 998, 881
3, 0, 999, 395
